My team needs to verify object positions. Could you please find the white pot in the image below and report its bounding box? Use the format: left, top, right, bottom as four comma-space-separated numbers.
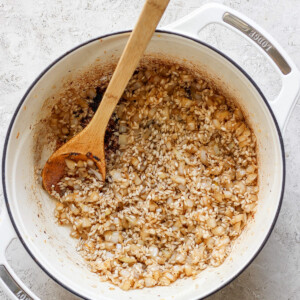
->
1, 3, 299, 300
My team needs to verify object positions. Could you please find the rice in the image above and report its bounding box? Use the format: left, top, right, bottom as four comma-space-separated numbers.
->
45, 61, 258, 290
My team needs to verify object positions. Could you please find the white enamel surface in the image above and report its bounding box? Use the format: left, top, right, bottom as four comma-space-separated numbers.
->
2, 31, 285, 300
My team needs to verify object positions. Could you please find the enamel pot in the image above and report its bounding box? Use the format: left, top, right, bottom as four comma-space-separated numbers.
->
1, 3, 299, 300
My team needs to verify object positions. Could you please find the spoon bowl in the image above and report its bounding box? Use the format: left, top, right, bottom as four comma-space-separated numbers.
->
41, 122, 106, 194
42, 152, 105, 195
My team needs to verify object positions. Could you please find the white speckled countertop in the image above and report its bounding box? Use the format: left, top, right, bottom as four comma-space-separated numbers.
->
0, 0, 299, 299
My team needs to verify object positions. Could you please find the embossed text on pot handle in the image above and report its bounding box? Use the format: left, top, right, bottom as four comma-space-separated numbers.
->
0, 206, 38, 300
223, 12, 291, 75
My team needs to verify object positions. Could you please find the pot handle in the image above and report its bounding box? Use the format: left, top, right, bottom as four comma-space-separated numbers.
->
164, 3, 300, 131
0, 205, 39, 300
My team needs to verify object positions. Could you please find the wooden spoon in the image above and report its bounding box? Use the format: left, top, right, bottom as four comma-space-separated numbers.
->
42, 0, 170, 194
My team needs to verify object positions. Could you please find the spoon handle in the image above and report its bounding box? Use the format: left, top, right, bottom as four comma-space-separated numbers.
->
91, 0, 170, 132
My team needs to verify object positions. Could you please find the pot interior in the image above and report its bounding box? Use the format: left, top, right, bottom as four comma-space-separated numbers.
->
4, 31, 284, 300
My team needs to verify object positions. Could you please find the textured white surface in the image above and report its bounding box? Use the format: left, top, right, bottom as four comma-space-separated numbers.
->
0, 0, 300, 299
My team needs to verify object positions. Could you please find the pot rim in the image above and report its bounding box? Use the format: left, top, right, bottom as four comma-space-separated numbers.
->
2, 29, 285, 300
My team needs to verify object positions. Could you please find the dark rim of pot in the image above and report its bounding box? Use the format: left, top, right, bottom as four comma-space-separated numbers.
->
2, 29, 285, 300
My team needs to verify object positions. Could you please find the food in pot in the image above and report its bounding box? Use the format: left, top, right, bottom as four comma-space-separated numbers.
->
46, 62, 258, 290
